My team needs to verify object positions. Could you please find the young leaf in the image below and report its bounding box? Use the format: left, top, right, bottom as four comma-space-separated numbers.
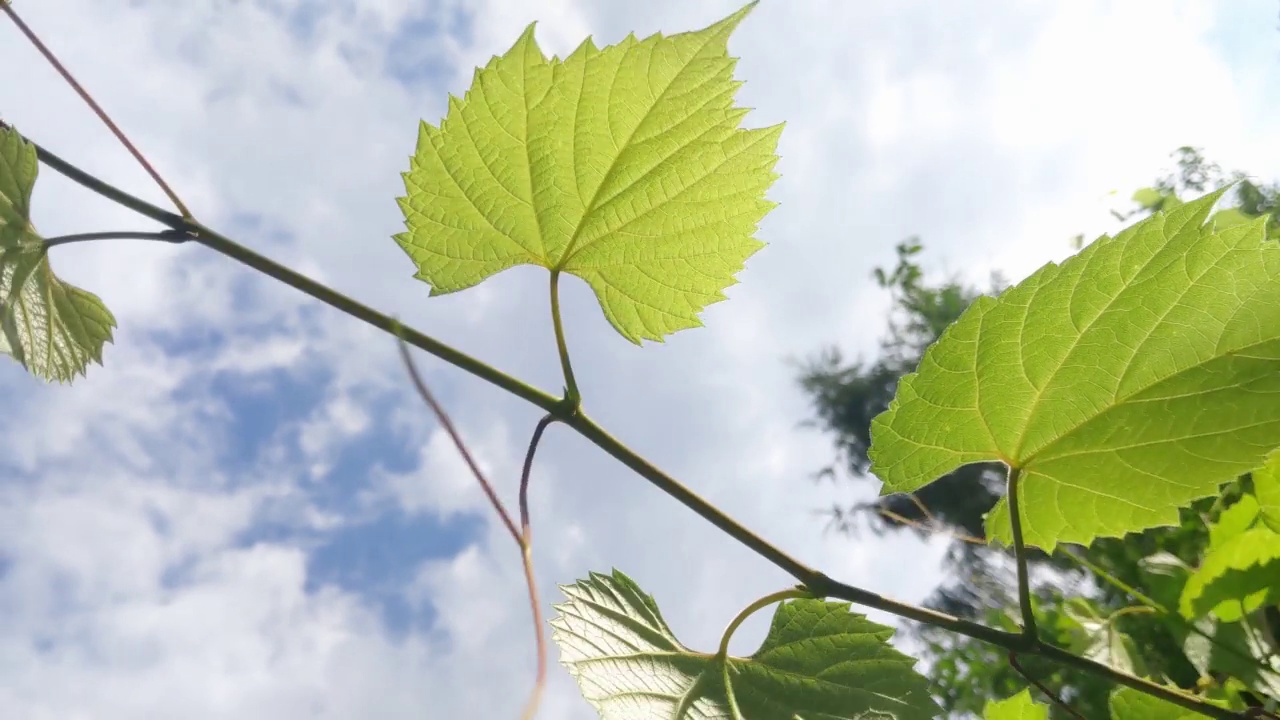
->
1109, 687, 1215, 720
0, 125, 115, 382
395, 2, 780, 344
1179, 526, 1280, 621
550, 570, 939, 719
869, 189, 1280, 549
1253, 451, 1280, 533
983, 689, 1048, 720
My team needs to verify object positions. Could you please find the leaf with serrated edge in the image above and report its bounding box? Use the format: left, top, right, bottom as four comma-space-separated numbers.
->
1208, 495, 1259, 550
1179, 526, 1280, 621
0, 125, 115, 382
1254, 450, 1280, 533
1109, 687, 1216, 720
869, 188, 1280, 549
394, 2, 780, 344
983, 689, 1048, 720
550, 569, 939, 719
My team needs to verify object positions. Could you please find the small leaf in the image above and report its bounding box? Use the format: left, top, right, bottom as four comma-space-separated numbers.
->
869, 189, 1280, 549
1253, 450, 1280, 533
550, 570, 939, 719
983, 689, 1048, 720
1059, 598, 1147, 676
0, 125, 115, 382
395, 3, 780, 344
1208, 494, 1259, 550
1138, 552, 1192, 613
1180, 526, 1280, 621
1109, 687, 1215, 720
1183, 614, 1280, 701
1132, 187, 1166, 209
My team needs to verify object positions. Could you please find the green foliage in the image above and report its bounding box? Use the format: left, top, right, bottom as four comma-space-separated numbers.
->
549, 570, 939, 719
394, 3, 780, 344
12, 1, 1280, 717
1253, 452, 1280, 533
983, 690, 1049, 720
0, 125, 115, 382
869, 190, 1280, 550
1109, 686, 1217, 720
1180, 527, 1280, 622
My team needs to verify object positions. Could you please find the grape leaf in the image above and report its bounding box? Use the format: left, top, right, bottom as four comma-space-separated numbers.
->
0, 125, 115, 382
394, 2, 780, 344
1208, 494, 1259, 550
983, 689, 1048, 720
1253, 451, 1280, 533
1179, 526, 1280, 621
549, 570, 939, 719
1109, 687, 1215, 720
868, 188, 1280, 549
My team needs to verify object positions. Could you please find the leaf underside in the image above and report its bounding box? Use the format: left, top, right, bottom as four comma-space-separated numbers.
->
0, 125, 115, 382
869, 188, 1280, 549
394, 2, 780, 344
550, 569, 939, 719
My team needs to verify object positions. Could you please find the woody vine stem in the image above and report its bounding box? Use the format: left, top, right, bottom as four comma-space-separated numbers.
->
0, 3, 1253, 719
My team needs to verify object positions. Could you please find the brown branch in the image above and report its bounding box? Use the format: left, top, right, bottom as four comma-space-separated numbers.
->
394, 330, 521, 546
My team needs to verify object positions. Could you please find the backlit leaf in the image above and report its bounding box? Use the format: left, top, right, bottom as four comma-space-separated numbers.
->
0, 125, 115, 382
1253, 450, 1280, 533
550, 570, 939, 719
1109, 687, 1215, 720
983, 689, 1048, 720
1180, 526, 1280, 621
869, 189, 1280, 549
395, 3, 780, 344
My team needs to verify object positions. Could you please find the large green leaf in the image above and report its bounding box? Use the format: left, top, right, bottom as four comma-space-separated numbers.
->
0, 125, 115, 382
982, 689, 1048, 720
549, 570, 939, 719
1108, 687, 1214, 720
395, 2, 780, 344
868, 189, 1280, 549
1253, 451, 1280, 533
1179, 526, 1280, 621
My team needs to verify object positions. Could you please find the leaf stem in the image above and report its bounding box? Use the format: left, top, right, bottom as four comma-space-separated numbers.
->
716, 588, 811, 658
1006, 464, 1039, 641
549, 271, 580, 412
21, 126, 1250, 720
0, 3, 192, 219
44, 230, 190, 249
517, 414, 556, 720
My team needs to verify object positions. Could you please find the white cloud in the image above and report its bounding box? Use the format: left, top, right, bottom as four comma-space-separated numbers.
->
2, 0, 1276, 717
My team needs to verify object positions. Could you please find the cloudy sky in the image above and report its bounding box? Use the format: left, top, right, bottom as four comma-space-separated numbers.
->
1, 0, 1278, 717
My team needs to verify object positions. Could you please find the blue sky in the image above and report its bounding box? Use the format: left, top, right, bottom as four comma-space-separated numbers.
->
2, 1, 1279, 717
